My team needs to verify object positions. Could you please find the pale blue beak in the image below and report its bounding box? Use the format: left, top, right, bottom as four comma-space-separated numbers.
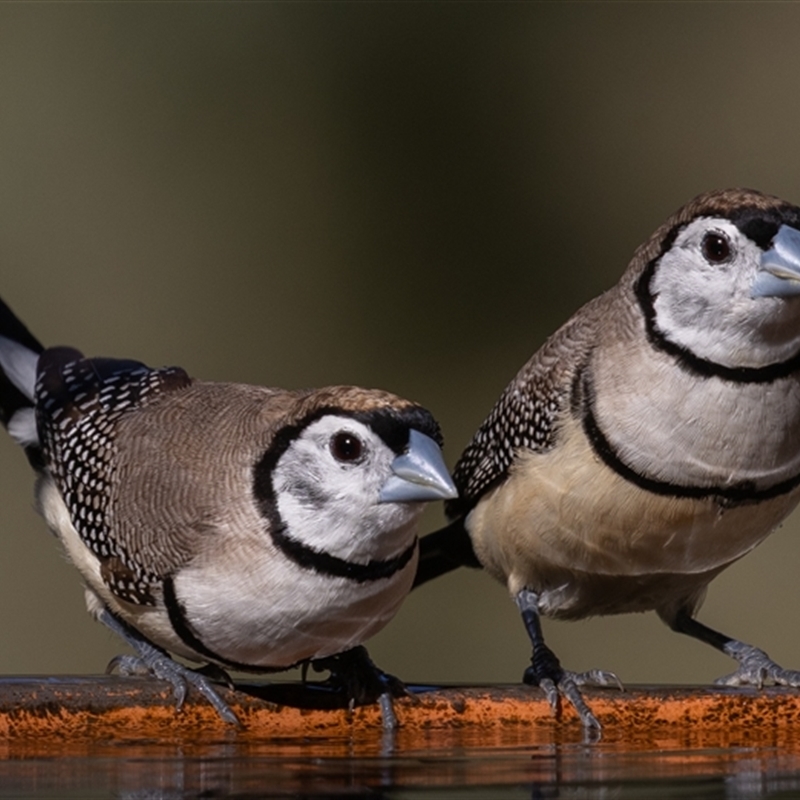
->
379, 429, 458, 504
752, 225, 800, 298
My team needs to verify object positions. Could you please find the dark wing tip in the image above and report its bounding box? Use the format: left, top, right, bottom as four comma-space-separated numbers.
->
0, 296, 45, 355
37, 348, 191, 424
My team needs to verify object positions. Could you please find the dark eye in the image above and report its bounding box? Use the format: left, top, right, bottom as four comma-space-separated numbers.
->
701, 231, 732, 264
330, 432, 364, 463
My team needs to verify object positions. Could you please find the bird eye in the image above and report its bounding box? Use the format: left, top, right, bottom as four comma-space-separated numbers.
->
330, 431, 364, 463
701, 231, 732, 264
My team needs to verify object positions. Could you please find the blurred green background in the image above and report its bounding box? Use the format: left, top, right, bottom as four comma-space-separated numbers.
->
2, 2, 800, 688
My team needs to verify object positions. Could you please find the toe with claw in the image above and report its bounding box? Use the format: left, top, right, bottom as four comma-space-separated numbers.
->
311, 645, 407, 730
100, 608, 241, 726
107, 648, 241, 727
523, 644, 621, 730
516, 587, 621, 730
716, 641, 800, 689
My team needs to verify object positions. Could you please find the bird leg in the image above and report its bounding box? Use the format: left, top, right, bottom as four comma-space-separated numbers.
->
516, 588, 622, 730
670, 608, 800, 688
99, 608, 241, 726
310, 645, 407, 731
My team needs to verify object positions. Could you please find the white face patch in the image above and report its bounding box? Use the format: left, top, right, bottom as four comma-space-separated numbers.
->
650, 217, 800, 368
271, 415, 422, 562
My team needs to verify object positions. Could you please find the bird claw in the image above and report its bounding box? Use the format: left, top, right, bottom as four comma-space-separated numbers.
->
572, 668, 624, 691
538, 677, 559, 711
312, 645, 405, 731
378, 692, 398, 731
559, 675, 602, 730
99, 609, 240, 726
524, 660, 621, 730
532, 671, 604, 730
106, 653, 152, 679
716, 642, 800, 689
182, 669, 241, 727
106, 651, 240, 727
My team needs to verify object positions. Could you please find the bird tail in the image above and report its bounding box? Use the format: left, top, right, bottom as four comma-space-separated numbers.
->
413, 517, 482, 588
0, 296, 45, 460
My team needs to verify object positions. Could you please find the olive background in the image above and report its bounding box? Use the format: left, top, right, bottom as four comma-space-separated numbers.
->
1, 3, 800, 687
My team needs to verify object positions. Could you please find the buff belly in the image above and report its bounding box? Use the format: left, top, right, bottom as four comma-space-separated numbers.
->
466, 415, 800, 620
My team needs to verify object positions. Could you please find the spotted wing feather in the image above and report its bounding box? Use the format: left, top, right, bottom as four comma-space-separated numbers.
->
36, 347, 193, 605
446, 294, 611, 519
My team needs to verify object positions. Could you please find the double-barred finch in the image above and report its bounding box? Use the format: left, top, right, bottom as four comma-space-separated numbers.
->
415, 188, 800, 729
0, 297, 456, 727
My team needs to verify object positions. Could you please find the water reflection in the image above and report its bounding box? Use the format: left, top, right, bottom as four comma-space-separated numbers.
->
2, 726, 800, 799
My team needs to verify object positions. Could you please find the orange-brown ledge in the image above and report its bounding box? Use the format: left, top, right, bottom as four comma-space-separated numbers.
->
0, 677, 798, 744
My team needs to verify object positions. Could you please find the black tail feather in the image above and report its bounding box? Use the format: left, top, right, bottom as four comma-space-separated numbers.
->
413, 518, 482, 589
0, 297, 44, 426
0, 296, 45, 356
0, 296, 46, 466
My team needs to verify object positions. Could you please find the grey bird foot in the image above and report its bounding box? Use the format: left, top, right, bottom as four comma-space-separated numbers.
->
99, 608, 240, 726
715, 641, 800, 689
106, 651, 240, 727
523, 648, 622, 730
311, 645, 407, 731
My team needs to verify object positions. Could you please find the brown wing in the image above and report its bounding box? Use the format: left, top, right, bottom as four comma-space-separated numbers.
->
36, 348, 196, 604
105, 381, 297, 603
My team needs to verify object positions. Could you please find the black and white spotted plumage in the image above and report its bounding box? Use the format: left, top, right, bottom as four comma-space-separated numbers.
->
35, 349, 192, 605
0, 299, 456, 726
447, 319, 580, 519
415, 188, 800, 729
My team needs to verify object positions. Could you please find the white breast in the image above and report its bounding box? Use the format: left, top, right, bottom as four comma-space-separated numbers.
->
173, 532, 418, 667
36, 474, 419, 668
592, 340, 800, 490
